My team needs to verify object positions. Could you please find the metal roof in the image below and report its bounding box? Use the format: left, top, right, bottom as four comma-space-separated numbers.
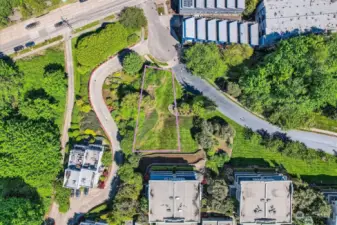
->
218, 20, 228, 42
196, 0, 205, 8
237, 0, 245, 9
197, 18, 206, 40
227, 0, 236, 8
207, 19, 217, 41
206, 0, 215, 8
228, 21, 238, 43
239, 22, 249, 44
217, 0, 225, 8
179, 0, 245, 14
249, 23, 259, 46
184, 17, 196, 39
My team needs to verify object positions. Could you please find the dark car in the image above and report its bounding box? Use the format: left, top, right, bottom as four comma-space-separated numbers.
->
14, 45, 24, 52
54, 21, 64, 28
25, 41, 35, 48
84, 187, 89, 196
0, 52, 4, 58
43, 218, 55, 225
79, 0, 88, 2
25, 21, 40, 29
71, 189, 75, 197
75, 189, 81, 198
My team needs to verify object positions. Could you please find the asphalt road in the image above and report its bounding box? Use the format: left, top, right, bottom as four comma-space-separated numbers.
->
0, 0, 145, 55
173, 64, 337, 154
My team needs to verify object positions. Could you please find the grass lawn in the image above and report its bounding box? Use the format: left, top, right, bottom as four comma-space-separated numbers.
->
203, 111, 337, 184
16, 47, 66, 130
135, 68, 180, 151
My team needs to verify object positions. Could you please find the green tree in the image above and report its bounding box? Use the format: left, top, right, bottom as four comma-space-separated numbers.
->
101, 149, 113, 167
222, 44, 253, 67
127, 34, 140, 46
226, 82, 241, 97
123, 52, 144, 75
120, 7, 147, 30
54, 181, 71, 213
19, 98, 57, 120
184, 43, 227, 80
243, 0, 259, 17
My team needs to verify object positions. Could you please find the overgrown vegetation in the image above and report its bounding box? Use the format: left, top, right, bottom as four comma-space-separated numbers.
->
243, 0, 259, 17
0, 48, 66, 224
54, 181, 71, 213
70, 7, 147, 143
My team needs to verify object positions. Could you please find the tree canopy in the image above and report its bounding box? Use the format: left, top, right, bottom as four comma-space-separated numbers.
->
123, 52, 143, 75
119, 7, 147, 30
238, 35, 337, 129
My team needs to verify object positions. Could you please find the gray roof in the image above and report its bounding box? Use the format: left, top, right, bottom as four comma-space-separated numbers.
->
249, 23, 259, 46
218, 20, 228, 42
239, 22, 249, 44
197, 18, 206, 40
183, 17, 259, 46
228, 21, 238, 43
207, 19, 217, 41
257, 0, 337, 37
185, 17, 196, 39
63, 144, 104, 189
179, 0, 245, 15
202, 218, 233, 225
240, 180, 293, 224
149, 180, 201, 223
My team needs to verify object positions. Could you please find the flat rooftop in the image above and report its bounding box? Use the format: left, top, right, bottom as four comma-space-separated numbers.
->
149, 180, 201, 223
260, 0, 337, 34
240, 180, 293, 224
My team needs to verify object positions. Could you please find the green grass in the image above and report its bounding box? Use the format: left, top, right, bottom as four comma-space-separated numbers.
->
74, 20, 100, 33
16, 48, 66, 130
203, 111, 337, 184
10, 35, 63, 58
312, 113, 337, 133
103, 14, 116, 21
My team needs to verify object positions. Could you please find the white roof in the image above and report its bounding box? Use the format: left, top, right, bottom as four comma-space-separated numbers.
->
227, 0, 236, 8
239, 23, 249, 44
249, 23, 259, 46
240, 180, 293, 224
228, 21, 238, 43
185, 17, 196, 38
207, 19, 217, 41
196, 0, 205, 8
237, 0, 245, 9
260, 0, 337, 35
206, 0, 215, 8
64, 169, 81, 189
218, 20, 228, 42
217, 0, 225, 8
149, 180, 201, 223
197, 18, 206, 40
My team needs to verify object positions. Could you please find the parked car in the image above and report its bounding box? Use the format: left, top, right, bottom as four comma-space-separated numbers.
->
25, 21, 40, 29
75, 189, 81, 198
0, 52, 4, 58
54, 21, 64, 28
14, 45, 24, 52
84, 187, 89, 196
25, 41, 35, 48
43, 218, 55, 225
79, 0, 88, 2
71, 189, 75, 197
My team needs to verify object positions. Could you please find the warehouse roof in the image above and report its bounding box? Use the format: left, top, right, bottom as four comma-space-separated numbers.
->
149, 180, 201, 223
179, 0, 245, 15
240, 180, 293, 224
258, 0, 337, 35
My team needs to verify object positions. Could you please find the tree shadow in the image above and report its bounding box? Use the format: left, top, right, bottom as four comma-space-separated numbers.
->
117, 48, 136, 65
24, 88, 57, 104
44, 63, 64, 74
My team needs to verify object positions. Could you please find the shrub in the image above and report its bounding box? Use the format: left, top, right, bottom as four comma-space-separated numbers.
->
102, 149, 113, 167
226, 82, 241, 97
127, 34, 140, 46
120, 7, 147, 30
123, 52, 144, 74
54, 181, 71, 213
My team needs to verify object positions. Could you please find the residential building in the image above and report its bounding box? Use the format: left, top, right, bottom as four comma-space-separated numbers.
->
179, 0, 245, 15
233, 172, 293, 225
323, 191, 337, 225
63, 144, 104, 190
202, 218, 233, 225
80, 221, 108, 225
148, 170, 202, 224
182, 17, 259, 46
256, 0, 337, 46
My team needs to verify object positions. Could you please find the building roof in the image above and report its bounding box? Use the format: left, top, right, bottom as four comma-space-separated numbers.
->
258, 0, 337, 35
239, 180, 293, 224
63, 144, 104, 189
182, 17, 259, 46
179, 0, 245, 15
202, 218, 233, 225
80, 221, 108, 225
149, 180, 201, 223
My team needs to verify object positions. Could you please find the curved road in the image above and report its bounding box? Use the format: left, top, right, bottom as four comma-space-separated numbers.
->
173, 64, 337, 154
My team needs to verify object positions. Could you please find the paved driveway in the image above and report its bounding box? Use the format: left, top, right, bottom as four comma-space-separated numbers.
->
173, 64, 337, 154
